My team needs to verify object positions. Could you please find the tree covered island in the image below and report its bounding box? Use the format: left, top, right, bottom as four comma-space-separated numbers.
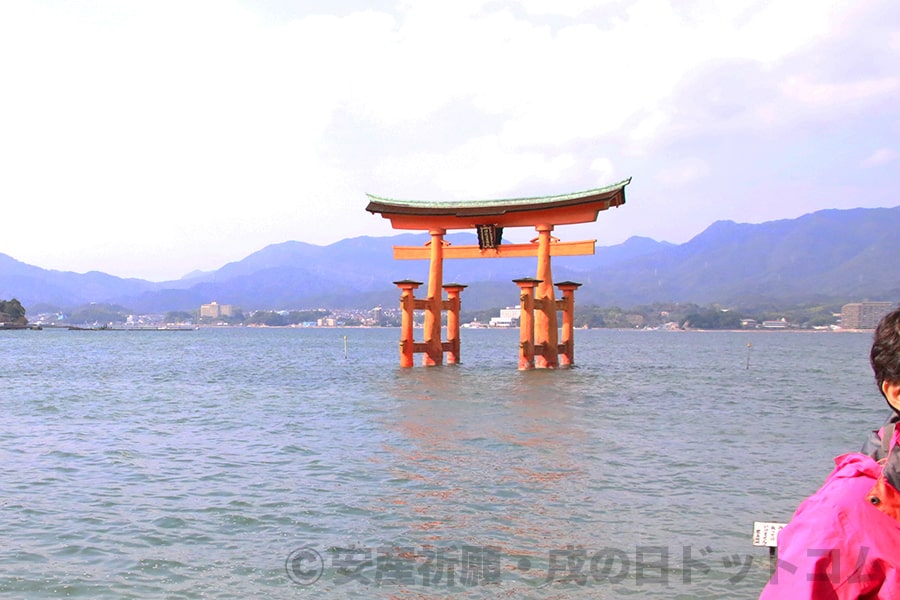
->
0, 298, 29, 328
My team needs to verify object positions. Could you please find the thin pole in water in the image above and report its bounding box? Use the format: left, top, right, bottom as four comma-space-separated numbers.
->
746, 342, 752, 370
344, 335, 348, 359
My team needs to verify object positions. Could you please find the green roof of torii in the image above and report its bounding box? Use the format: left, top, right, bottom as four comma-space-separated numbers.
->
366, 177, 631, 215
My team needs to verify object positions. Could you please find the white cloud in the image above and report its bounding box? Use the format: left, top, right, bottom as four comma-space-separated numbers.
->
726, 0, 837, 63
861, 148, 900, 168
375, 136, 578, 198
655, 158, 710, 187
589, 157, 615, 184
781, 76, 900, 108
519, 0, 624, 18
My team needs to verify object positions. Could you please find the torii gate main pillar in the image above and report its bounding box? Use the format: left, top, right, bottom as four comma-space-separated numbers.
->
422, 229, 446, 366
533, 224, 558, 368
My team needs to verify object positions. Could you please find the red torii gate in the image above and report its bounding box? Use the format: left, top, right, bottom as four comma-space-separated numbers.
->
365, 178, 630, 369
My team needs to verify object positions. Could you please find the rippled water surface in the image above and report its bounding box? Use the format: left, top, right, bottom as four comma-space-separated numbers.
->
0, 327, 882, 598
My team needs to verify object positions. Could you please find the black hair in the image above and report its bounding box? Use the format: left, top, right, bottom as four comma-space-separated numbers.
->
871, 306, 900, 399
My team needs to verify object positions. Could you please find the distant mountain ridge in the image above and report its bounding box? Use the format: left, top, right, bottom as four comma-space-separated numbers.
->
1, 206, 898, 313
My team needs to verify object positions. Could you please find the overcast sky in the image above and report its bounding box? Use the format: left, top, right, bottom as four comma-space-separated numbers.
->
1, 1, 898, 281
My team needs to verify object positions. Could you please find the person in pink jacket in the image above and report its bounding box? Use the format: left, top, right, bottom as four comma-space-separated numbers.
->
760, 306, 900, 599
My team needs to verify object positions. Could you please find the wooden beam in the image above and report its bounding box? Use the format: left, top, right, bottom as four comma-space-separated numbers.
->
393, 240, 595, 260
373, 203, 617, 230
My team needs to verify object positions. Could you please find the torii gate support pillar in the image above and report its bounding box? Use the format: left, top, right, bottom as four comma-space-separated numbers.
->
393, 278, 467, 368
556, 281, 582, 367
394, 279, 422, 368
442, 283, 467, 364
514, 277, 541, 370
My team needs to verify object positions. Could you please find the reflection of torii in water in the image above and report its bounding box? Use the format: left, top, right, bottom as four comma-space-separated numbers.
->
365, 177, 631, 370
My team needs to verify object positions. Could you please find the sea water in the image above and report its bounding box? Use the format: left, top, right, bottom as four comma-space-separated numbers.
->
0, 327, 882, 598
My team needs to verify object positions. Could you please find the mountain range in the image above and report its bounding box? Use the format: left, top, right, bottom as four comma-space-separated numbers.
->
2, 206, 899, 314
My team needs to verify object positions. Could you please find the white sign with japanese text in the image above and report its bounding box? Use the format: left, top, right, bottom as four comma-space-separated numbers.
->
752, 521, 787, 547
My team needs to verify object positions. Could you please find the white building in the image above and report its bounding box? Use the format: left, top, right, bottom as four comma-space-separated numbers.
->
490, 306, 521, 327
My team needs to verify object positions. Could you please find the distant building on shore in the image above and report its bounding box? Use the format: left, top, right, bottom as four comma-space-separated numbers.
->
490, 307, 521, 328
200, 301, 237, 320
840, 301, 894, 329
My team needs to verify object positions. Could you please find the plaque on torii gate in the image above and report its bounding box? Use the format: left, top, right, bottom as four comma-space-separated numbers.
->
365, 177, 630, 369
